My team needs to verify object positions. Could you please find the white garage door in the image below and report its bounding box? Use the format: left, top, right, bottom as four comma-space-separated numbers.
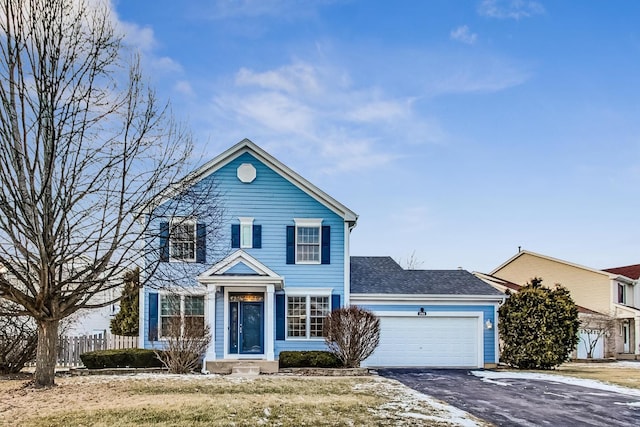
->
363, 316, 481, 368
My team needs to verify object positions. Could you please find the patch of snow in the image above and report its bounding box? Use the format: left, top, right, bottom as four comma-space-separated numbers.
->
472, 370, 640, 397
614, 401, 640, 407
367, 377, 484, 427
479, 378, 510, 386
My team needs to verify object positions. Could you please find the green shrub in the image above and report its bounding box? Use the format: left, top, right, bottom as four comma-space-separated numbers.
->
278, 351, 343, 368
499, 277, 580, 370
80, 348, 164, 369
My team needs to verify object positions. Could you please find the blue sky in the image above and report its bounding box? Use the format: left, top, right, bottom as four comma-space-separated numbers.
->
112, 0, 640, 273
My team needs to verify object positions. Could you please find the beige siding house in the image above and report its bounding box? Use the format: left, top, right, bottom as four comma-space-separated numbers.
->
480, 250, 639, 359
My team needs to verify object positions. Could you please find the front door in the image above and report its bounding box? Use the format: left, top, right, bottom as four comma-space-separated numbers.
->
229, 293, 264, 354
623, 323, 630, 353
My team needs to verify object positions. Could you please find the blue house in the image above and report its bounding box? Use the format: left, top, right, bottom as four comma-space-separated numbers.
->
139, 139, 503, 373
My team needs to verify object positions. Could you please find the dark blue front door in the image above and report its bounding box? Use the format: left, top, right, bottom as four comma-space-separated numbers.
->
229, 295, 264, 354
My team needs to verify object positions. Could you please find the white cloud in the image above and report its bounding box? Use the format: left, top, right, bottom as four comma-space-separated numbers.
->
478, 0, 545, 20
450, 25, 478, 45
174, 80, 195, 97
346, 100, 409, 123
236, 63, 321, 94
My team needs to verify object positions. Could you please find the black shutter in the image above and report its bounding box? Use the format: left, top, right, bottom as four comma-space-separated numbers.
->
196, 223, 206, 263
321, 226, 330, 264
286, 226, 295, 264
148, 293, 158, 341
159, 222, 169, 262
276, 294, 285, 340
331, 294, 341, 311
253, 224, 262, 248
231, 224, 240, 248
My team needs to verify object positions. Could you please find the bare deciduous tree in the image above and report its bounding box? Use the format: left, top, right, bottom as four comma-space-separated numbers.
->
323, 306, 380, 368
579, 313, 615, 359
399, 250, 424, 270
0, 0, 219, 386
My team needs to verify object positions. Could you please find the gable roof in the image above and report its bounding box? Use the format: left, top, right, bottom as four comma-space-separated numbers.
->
149, 139, 358, 223
603, 264, 640, 280
490, 249, 625, 280
473, 272, 601, 314
350, 256, 503, 296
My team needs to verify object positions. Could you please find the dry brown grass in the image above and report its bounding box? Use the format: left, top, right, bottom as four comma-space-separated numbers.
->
552, 362, 640, 389
0, 374, 482, 426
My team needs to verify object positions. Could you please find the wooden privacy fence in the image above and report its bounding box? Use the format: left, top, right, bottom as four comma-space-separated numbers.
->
56, 333, 138, 367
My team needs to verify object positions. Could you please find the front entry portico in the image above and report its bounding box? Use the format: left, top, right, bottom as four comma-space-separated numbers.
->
197, 250, 283, 373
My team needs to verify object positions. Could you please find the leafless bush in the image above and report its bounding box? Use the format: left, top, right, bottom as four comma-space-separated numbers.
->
154, 316, 211, 374
0, 313, 37, 374
323, 307, 380, 368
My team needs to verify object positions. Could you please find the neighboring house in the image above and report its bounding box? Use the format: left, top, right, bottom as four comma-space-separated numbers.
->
478, 250, 639, 359
138, 139, 503, 372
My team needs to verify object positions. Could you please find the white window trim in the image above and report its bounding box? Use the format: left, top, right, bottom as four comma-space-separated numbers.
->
293, 218, 322, 265
239, 217, 254, 249
169, 217, 197, 262
285, 288, 332, 340
158, 293, 206, 339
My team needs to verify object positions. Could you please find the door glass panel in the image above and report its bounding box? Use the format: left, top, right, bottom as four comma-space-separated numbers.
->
229, 302, 238, 354
241, 302, 263, 353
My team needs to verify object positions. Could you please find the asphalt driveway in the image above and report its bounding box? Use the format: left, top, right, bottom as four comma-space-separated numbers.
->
378, 368, 640, 427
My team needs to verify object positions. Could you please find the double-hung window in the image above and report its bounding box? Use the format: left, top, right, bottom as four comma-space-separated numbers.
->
159, 294, 205, 338
170, 218, 196, 261
295, 219, 321, 264
286, 289, 331, 339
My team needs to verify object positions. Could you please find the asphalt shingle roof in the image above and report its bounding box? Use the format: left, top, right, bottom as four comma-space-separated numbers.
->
350, 256, 504, 296
603, 264, 640, 280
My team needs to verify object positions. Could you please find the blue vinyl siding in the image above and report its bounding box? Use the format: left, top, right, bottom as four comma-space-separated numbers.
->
356, 304, 499, 364
142, 152, 346, 352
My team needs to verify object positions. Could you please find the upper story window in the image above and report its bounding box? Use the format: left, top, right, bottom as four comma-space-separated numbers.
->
240, 217, 254, 248
618, 283, 626, 304
231, 218, 262, 249
170, 218, 196, 261
290, 219, 323, 264
159, 219, 206, 263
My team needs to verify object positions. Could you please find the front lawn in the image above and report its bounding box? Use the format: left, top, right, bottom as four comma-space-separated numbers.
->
553, 362, 640, 389
0, 374, 484, 426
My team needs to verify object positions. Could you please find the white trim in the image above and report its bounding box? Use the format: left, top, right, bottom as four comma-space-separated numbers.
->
343, 222, 350, 307
294, 219, 322, 265
169, 217, 197, 263
293, 218, 322, 227
157, 292, 206, 340
197, 250, 283, 289
285, 287, 332, 296
203, 285, 217, 371
145, 139, 358, 222
369, 311, 484, 368
350, 294, 505, 304
238, 217, 254, 249
223, 286, 274, 361
490, 250, 635, 282
284, 290, 331, 340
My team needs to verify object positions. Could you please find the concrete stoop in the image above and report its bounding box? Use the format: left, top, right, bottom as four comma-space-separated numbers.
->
206, 360, 279, 375
231, 364, 261, 376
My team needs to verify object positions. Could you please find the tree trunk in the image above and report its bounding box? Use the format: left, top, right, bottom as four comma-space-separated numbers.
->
34, 319, 60, 387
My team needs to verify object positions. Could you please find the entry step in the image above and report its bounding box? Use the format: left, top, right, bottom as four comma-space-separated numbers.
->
231, 364, 261, 375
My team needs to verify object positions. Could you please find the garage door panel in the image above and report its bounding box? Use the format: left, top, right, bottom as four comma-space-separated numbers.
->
363, 316, 480, 368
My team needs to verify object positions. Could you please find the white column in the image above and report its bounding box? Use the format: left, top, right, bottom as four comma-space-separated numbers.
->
635, 317, 640, 355
265, 284, 275, 360
202, 285, 217, 372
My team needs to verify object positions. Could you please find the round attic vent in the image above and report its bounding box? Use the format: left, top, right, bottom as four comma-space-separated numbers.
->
237, 163, 256, 183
